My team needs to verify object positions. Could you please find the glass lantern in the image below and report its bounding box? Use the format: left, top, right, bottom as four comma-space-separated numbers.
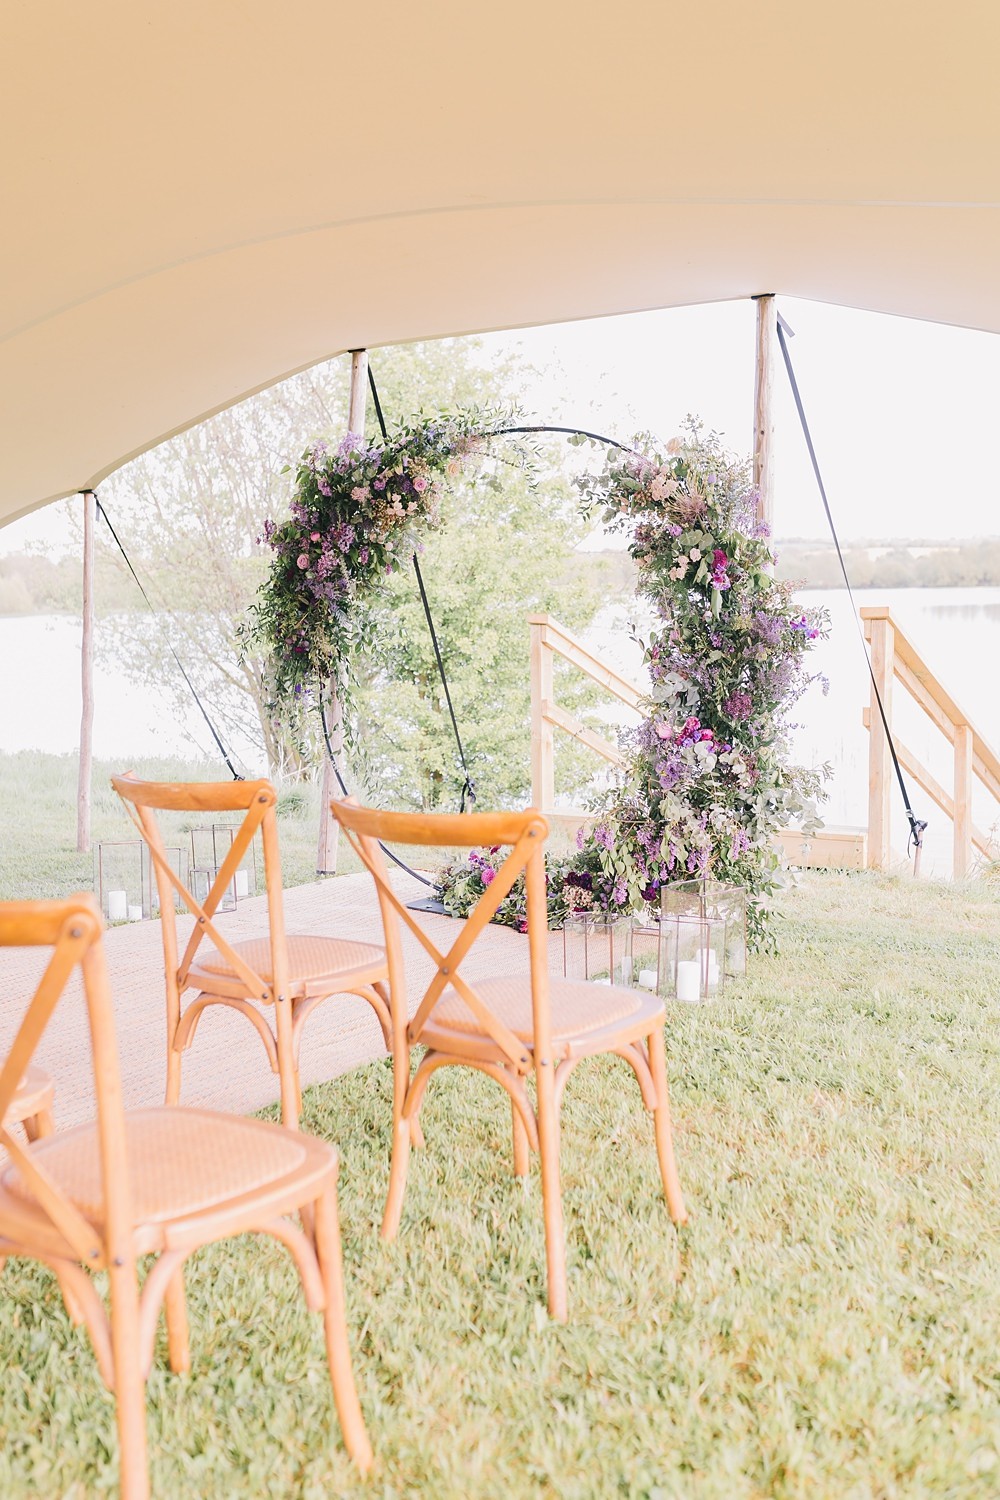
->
661, 878, 747, 979
655, 909, 727, 1001
562, 912, 633, 987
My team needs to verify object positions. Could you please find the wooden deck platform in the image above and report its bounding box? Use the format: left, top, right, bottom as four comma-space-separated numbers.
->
0, 872, 538, 1133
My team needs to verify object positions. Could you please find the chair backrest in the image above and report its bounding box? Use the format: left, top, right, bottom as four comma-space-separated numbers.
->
111, 775, 290, 1012
0, 896, 131, 1265
331, 801, 552, 1072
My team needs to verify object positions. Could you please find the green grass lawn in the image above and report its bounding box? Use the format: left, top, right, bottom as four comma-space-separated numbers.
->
2, 868, 1000, 1496
0, 750, 362, 900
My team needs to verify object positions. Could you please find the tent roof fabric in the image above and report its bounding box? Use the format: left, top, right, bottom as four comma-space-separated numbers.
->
4, 1, 1000, 524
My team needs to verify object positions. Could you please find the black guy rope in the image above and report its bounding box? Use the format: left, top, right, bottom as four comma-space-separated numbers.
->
92, 492, 244, 780
773, 315, 927, 861
318, 701, 434, 887
367, 362, 477, 812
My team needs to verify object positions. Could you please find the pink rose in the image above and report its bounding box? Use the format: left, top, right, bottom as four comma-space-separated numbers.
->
296, 554, 309, 569
310, 532, 321, 542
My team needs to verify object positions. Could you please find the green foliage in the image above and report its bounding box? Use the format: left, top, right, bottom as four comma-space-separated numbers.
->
355, 457, 611, 810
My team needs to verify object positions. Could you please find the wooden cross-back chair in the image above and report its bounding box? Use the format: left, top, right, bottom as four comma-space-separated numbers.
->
111, 774, 392, 1129
332, 798, 688, 1322
0, 895, 372, 1499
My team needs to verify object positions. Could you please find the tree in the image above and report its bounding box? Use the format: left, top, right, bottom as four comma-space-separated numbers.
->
95, 338, 615, 804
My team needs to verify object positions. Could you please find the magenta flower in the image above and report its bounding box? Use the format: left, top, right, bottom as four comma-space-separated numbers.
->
481, 866, 495, 885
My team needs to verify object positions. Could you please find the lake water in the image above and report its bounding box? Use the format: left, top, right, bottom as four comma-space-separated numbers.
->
3, 592, 998, 875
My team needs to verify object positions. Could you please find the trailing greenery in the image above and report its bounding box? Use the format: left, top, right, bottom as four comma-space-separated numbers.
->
245, 408, 529, 740
3, 870, 1000, 1495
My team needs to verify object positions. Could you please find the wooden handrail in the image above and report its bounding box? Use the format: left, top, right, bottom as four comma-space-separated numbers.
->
528, 614, 642, 809
861, 605, 1000, 877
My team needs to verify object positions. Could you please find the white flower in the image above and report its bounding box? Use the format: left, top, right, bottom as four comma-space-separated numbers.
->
689, 547, 702, 561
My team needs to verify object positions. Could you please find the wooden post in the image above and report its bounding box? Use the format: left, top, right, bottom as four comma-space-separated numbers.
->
752, 294, 776, 531
865, 608, 894, 870
77, 489, 95, 853
529, 616, 554, 810
316, 350, 369, 874
953, 723, 974, 880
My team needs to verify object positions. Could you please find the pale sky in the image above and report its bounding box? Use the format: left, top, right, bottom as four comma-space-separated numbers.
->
5, 295, 999, 554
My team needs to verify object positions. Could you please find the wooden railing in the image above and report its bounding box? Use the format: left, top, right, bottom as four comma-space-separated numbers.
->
862, 605, 1000, 876
528, 614, 642, 809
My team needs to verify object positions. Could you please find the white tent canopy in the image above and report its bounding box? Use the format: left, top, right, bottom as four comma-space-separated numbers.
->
4, 0, 1000, 526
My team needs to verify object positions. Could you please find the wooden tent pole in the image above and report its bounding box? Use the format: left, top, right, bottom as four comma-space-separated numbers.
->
752, 294, 776, 530
77, 488, 95, 853
316, 350, 368, 874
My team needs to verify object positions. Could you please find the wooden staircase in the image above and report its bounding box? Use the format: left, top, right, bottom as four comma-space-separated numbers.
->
528, 608, 1000, 878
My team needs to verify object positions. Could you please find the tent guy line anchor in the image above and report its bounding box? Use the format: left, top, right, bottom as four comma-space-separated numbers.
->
774, 313, 927, 870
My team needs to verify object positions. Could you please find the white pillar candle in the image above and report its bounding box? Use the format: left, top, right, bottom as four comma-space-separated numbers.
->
638, 968, 658, 991
675, 960, 701, 1003
127, 904, 143, 922
107, 890, 127, 922
234, 869, 250, 899
698, 948, 720, 978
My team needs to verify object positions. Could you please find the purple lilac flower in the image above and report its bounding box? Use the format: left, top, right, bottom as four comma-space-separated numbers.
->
594, 823, 614, 851
723, 692, 753, 722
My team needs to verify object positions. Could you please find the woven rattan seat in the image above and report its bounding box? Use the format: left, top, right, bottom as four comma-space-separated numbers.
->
190, 933, 386, 998
3, 1108, 325, 1229
432, 975, 651, 1044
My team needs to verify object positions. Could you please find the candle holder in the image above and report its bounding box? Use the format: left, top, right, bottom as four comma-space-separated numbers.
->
561, 912, 633, 987
188, 824, 258, 910
631, 912, 726, 1001
142, 843, 186, 918
93, 839, 147, 923
660, 878, 747, 979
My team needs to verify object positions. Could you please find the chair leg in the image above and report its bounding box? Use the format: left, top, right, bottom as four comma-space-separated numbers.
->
107, 1262, 150, 1500
313, 1186, 373, 1473
535, 1061, 567, 1322
164, 1267, 191, 1374
511, 1090, 530, 1177
54, 1266, 85, 1327
273, 996, 301, 1130
647, 1027, 688, 1226
165, 1039, 183, 1106
380, 1113, 412, 1242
